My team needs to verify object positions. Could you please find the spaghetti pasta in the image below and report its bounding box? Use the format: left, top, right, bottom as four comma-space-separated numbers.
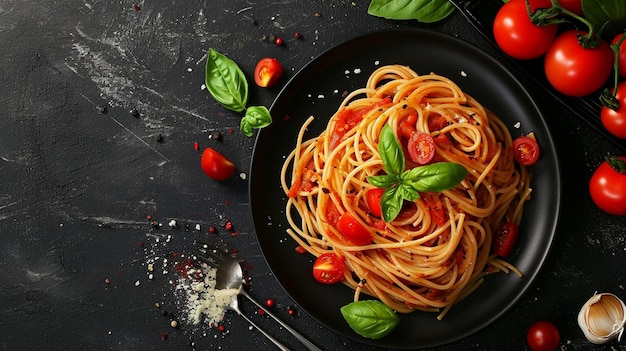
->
281, 65, 532, 319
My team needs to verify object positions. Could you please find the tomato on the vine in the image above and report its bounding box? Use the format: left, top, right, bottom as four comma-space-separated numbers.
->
544, 30, 613, 97
526, 321, 560, 351
601, 82, 626, 139
611, 33, 626, 79
589, 156, 626, 215
253, 57, 283, 88
512, 135, 540, 166
200, 147, 236, 180
312, 253, 345, 284
558, 0, 583, 15
337, 212, 372, 246
493, 0, 558, 60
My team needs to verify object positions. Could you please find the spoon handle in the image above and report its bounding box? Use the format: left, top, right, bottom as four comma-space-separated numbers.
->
241, 290, 322, 351
236, 309, 291, 351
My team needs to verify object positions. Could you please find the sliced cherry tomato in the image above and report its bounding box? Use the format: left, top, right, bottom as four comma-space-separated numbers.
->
407, 132, 435, 165
544, 30, 613, 97
253, 57, 283, 88
366, 188, 385, 218
589, 156, 626, 215
200, 147, 235, 181
337, 212, 372, 246
601, 82, 626, 139
512, 135, 540, 166
312, 253, 345, 284
493, 0, 558, 60
612, 34, 626, 79
526, 321, 560, 351
493, 222, 519, 257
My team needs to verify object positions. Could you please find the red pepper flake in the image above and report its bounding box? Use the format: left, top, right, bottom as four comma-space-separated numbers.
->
138, 241, 145, 247
257, 308, 265, 315
160, 332, 168, 340
193, 141, 199, 151
224, 221, 233, 231
265, 298, 275, 307
294, 246, 306, 254
104, 278, 111, 284
228, 128, 234, 134
274, 37, 283, 46
218, 324, 225, 332
146, 214, 152, 220
209, 226, 216, 234
294, 32, 303, 39
287, 306, 296, 316
230, 231, 239, 237
225, 200, 230, 206
282, 114, 291, 121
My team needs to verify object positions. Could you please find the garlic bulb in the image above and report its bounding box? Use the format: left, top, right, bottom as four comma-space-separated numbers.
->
578, 292, 626, 344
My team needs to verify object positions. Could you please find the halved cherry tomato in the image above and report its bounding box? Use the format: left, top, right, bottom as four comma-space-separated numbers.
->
200, 147, 236, 180
253, 57, 283, 88
407, 132, 435, 165
512, 135, 540, 166
337, 212, 372, 246
312, 253, 345, 284
589, 156, 626, 215
366, 188, 385, 218
493, 222, 519, 257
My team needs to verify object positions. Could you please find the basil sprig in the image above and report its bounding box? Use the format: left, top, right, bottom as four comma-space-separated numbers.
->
367, 125, 467, 222
340, 300, 400, 339
205, 48, 272, 137
367, 0, 455, 23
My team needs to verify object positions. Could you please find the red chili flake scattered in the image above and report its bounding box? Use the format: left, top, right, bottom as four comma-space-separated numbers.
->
274, 37, 283, 46
257, 308, 265, 315
146, 214, 152, 220
294, 246, 306, 254
230, 232, 238, 237
266, 299, 275, 307
218, 324, 226, 332
228, 128, 234, 134
225, 200, 231, 206
104, 278, 111, 284
287, 306, 296, 316
209, 226, 217, 234
224, 221, 233, 231
294, 32, 302, 39
193, 141, 199, 151
139, 241, 145, 247
160, 332, 168, 340
282, 114, 291, 121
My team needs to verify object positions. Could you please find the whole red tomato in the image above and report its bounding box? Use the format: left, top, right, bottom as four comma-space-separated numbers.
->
600, 82, 626, 139
559, 0, 583, 15
200, 147, 236, 181
493, 0, 558, 60
611, 33, 626, 79
544, 30, 613, 97
589, 156, 626, 215
526, 321, 560, 351
253, 57, 284, 88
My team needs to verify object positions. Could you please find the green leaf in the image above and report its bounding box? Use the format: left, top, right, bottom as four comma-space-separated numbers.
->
367, 0, 455, 23
402, 162, 468, 192
366, 174, 399, 188
205, 48, 248, 113
397, 182, 420, 201
381, 186, 403, 223
340, 300, 400, 339
378, 125, 405, 176
582, 0, 626, 37
240, 105, 272, 137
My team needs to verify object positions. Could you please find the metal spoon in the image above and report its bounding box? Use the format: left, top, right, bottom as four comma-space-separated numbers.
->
198, 244, 322, 351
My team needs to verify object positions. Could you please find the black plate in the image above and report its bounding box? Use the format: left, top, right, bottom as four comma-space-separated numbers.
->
249, 28, 561, 349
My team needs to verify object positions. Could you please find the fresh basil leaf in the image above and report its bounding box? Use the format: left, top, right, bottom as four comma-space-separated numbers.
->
340, 300, 399, 339
378, 125, 405, 176
205, 48, 248, 113
367, 0, 455, 23
402, 162, 468, 192
367, 174, 399, 188
582, 0, 626, 37
397, 182, 420, 202
240, 105, 272, 137
381, 186, 403, 223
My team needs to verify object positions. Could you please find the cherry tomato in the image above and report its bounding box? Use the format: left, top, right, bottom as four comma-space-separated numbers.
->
366, 188, 385, 218
493, 222, 519, 257
526, 321, 560, 351
512, 135, 540, 166
312, 253, 345, 284
589, 156, 626, 215
200, 147, 236, 181
407, 132, 435, 165
544, 30, 613, 97
601, 82, 626, 139
558, 0, 583, 15
253, 57, 284, 88
337, 212, 372, 246
611, 33, 626, 79
493, 0, 558, 60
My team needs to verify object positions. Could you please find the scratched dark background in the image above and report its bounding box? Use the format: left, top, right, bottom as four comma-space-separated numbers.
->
1, 1, 626, 350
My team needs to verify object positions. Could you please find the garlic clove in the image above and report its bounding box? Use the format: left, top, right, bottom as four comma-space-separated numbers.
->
578, 292, 626, 344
